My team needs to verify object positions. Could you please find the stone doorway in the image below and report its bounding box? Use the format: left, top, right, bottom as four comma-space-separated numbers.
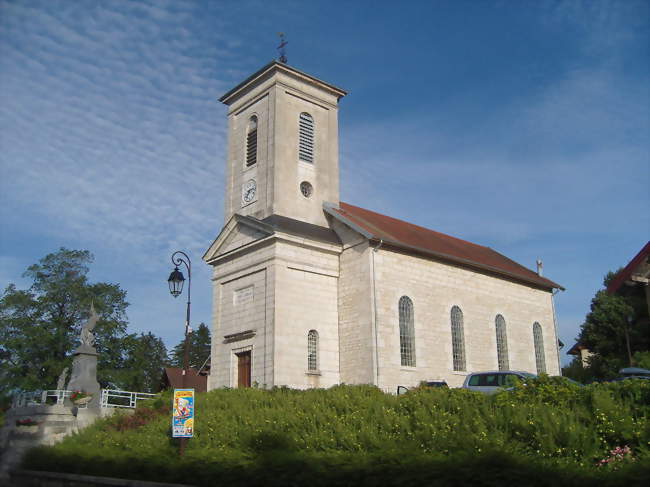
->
236, 351, 251, 388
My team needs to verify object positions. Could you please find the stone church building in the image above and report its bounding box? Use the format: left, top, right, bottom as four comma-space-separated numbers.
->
203, 61, 563, 392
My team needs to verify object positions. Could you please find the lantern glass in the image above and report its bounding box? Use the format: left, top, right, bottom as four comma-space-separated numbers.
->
167, 267, 185, 297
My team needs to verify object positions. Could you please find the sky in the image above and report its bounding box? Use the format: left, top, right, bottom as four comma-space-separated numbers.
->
1, 0, 648, 365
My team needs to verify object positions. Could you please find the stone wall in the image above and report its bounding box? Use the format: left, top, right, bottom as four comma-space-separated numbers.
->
273, 239, 340, 389
208, 238, 276, 390
372, 248, 560, 391
0, 405, 124, 480
333, 218, 375, 385
208, 231, 342, 390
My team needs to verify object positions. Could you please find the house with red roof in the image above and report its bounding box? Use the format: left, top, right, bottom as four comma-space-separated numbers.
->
568, 241, 650, 367
203, 62, 563, 391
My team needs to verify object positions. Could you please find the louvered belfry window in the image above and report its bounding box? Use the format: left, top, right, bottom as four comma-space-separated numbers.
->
307, 330, 318, 372
533, 322, 546, 374
451, 306, 466, 371
298, 112, 314, 163
246, 116, 258, 167
399, 296, 416, 367
495, 314, 509, 371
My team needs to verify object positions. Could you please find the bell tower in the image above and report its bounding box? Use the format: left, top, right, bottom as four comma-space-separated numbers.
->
219, 62, 347, 228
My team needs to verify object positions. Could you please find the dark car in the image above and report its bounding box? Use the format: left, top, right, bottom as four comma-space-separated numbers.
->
396, 380, 449, 395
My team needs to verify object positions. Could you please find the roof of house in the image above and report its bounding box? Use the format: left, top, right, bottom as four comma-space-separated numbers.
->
567, 342, 589, 356
606, 241, 650, 294
326, 202, 563, 291
160, 367, 207, 393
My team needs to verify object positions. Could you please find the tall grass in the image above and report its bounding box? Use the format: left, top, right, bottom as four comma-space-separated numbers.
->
22, 378, 650, 486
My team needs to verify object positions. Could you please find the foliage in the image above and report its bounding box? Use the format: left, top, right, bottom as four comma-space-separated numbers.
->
577, 269, 650, 380
109, 404, 167, 432
117, 332, 168, 393
562, 357, 598, 384
22, 381, 650, 486
0, 248, 129, 393
168, 322, 210, 371
0, 248, 167, 395
632, 351, 650, 370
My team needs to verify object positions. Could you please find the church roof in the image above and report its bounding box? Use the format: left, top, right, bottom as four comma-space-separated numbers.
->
219, 61, 347, 105
326, 202, 563, 291
262, 214, 341, 246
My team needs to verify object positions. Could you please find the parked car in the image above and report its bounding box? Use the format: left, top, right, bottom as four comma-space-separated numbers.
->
420, 380, 449, 388
615, 367, 650, 381
461, 371, 536, 394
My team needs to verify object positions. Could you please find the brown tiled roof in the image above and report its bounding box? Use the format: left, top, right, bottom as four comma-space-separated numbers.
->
606, 241, 650, 294
160, 368, 207, 393
328, 202, 563, 291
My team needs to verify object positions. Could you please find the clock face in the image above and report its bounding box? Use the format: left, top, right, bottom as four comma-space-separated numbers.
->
242, 179, 256, 204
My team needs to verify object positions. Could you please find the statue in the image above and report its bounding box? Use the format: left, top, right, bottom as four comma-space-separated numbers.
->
56, 367, 68, 390
66, 303, 101, 408
80, 303, 99, 348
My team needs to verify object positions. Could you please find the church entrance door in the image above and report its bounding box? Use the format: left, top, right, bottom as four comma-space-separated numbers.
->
236, 351, 251, 388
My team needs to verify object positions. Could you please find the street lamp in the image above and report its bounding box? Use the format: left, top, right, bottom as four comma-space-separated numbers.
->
167, 250, 192, 456
168, 266, 185, 297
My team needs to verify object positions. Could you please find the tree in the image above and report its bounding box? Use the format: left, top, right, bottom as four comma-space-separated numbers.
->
168, 322, 210, 371
0, 248, 166, 394
117, 332, 167, 393
577, 270, 650, 379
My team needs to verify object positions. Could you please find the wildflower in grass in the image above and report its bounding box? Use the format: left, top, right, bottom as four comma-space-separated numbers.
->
597, 445, 635, 469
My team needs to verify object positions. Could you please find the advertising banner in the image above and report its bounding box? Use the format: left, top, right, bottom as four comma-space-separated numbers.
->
172, 388, 194, 438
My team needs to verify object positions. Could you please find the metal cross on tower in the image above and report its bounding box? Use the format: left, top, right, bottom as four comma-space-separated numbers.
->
277, 32, 288, 64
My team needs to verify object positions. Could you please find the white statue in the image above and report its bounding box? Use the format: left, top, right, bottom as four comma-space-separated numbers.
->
80, 303, 99, 348
56, 367, 68, 390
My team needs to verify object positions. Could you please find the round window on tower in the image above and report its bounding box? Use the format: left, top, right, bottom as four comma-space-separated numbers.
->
300, 181, 313, 198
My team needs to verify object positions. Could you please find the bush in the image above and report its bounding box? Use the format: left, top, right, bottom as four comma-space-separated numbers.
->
22, 381, 650, 486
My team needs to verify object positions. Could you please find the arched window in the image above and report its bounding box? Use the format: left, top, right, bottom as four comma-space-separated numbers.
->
495, 314, 509, 371
246, 116, 258, 167
298, 112, 314, 163
451, 306, 466, 371
307, 330, 318, 372
399, 296, 416, 366
533, 322, 546, 374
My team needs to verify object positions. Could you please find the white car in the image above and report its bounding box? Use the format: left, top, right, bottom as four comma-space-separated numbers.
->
461, 371, 536, 394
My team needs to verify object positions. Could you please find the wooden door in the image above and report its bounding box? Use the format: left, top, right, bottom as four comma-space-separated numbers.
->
237, 351, 251, 388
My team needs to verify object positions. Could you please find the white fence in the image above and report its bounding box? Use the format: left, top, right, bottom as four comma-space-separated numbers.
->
100, 389, 156, 408
12, 389, 156, 409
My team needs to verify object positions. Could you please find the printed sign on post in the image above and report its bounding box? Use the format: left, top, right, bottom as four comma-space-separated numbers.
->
172, 389, 194, 438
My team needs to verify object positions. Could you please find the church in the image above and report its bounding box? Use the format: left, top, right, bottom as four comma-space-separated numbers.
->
203, 61, 563, 392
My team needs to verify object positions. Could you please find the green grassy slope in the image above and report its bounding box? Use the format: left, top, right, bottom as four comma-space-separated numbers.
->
22, 378, 650, 486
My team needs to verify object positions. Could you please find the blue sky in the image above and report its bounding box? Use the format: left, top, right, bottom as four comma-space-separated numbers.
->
1, 0, 648, 364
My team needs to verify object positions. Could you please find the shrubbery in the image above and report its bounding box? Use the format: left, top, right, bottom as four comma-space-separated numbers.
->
22, 379, 650, 486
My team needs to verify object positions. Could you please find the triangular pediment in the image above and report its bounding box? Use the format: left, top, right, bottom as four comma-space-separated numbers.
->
203, 214, 273, 264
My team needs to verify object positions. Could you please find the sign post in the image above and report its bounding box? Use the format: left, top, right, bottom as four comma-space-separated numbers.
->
172, 389, 195, 439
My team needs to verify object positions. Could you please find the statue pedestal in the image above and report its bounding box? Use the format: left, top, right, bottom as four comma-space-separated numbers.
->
66, 346, 100, 409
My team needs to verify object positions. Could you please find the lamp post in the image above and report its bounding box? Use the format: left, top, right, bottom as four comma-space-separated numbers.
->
167, 250, 192, 456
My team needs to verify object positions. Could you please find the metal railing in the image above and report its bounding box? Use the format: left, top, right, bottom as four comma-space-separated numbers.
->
100, 389, 156, 408
12, 389, 155, 409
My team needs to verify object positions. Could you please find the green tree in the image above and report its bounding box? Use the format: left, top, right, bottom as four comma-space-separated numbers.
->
578, 270, 650, 379
0, 248, 131, 393
116, 332, 167, 393
169, 322, 210, 371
